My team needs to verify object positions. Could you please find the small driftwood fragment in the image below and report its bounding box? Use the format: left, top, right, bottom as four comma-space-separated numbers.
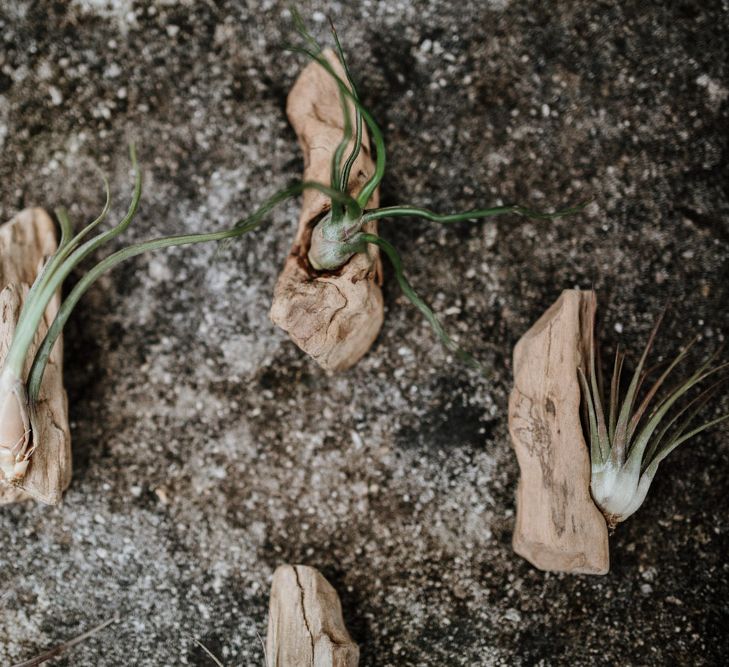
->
0, 208, 71, 505
508, 289, 609, 575
270, 49, 383, 372
266, 564, 359, 667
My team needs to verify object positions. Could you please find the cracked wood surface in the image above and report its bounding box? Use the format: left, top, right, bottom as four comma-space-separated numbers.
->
0, 208, 71, 505
266, 564, 359, 667
508, 289, 609, 575
269, 48, 383, 372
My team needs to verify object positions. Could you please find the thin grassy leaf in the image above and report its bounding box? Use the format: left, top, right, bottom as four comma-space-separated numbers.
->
612, 313, 664, 463
191, 638, 225, 667
578, 367, 604, 466
11, 617, 116, 667
595, 337, 606, 406
608, 347, 624, 443
46, 174, 113, 267
287, 44, 386, 208
290, 6, 321, 54
331, 85, 352, 190
290, 7, 351, 214
646, 347, 723, 420
328, 83, 352, 223
329, 17, 364, 193
19, 208, 75, 316
642, 412, 729, 481
625, 359, 729, 470
629, 310, 670, 404
327, 39, 353, 221
642, 377, 726, 470
16, 181, 111, 343
587, 332, 611, 461
361, 201, 588, 225
626, 338, 696, 444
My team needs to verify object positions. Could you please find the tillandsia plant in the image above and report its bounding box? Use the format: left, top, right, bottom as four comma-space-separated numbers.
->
0, 145, 345, 485
579, 313, 729, 528
282, 11, 586, 367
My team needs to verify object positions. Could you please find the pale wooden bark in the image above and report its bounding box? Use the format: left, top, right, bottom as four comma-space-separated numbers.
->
266, 565, 359, 667
508, 289, 609, 575
0, 208, 71, 505
270, 48, 383, 372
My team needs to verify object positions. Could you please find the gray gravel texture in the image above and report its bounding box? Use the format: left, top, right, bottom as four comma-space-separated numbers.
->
1, 1, 728, 665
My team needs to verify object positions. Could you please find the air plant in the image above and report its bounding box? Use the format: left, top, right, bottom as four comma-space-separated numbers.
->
579, 314, 728, 527
0, 146, 342, 485
284, 11, 586, 367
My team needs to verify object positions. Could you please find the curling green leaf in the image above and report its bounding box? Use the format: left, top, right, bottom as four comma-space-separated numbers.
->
358, 232, 484, 372
3, 148, 140, 379
328, 18, 363, 193
361, 201, 589, 225
27, 176, 361, 399
287, 43, 386, 207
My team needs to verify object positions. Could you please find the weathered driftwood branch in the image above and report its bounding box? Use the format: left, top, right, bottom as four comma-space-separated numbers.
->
508, 289, 609, 575
270, 49, 383, 372
0, 208, 71, 505
266, 564, 359, 667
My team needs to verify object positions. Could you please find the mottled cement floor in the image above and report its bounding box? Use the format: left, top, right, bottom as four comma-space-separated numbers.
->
1, 1, 728, 665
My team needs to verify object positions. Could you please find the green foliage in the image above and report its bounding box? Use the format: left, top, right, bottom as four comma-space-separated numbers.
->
290, 8, 586, 370
580, 313, 728, 521
12, 151, 357, 401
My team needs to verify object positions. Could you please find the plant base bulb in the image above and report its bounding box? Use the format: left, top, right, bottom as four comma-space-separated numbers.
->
0, 371, 32, 482
591, 461, 655, 527
307, 212, 365, 271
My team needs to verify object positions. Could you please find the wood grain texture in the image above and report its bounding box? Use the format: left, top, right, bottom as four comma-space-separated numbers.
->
269, 49, 383, 372
266, 564, 359, 667
509, 289, 609, 575
0, 208, 71, 505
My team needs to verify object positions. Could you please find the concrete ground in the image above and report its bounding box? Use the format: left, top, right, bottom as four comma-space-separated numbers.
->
1, 1, 727, 665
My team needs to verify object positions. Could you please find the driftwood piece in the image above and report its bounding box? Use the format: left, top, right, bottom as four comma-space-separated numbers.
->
270, 49, 383, 372
508, 289, 609, 575
0, 208, 71, 505
266, 564, 359, 667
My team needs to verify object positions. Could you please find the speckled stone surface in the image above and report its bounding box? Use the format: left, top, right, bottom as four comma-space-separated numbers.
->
1, 1, 727, 665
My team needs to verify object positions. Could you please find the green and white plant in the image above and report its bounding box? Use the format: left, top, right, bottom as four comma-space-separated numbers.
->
579, 314, 728, 527
0, 147, 332, 484
285, 11, 585, 367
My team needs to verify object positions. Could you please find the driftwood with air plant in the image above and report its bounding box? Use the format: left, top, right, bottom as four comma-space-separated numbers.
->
270, 11, 583, 372
509, 289, 728, 574
580, 311, 729, 528
269, 47, 384, 372
0, 209, 71, 504
0, 146, 321, 503
509, 290, 610, 574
